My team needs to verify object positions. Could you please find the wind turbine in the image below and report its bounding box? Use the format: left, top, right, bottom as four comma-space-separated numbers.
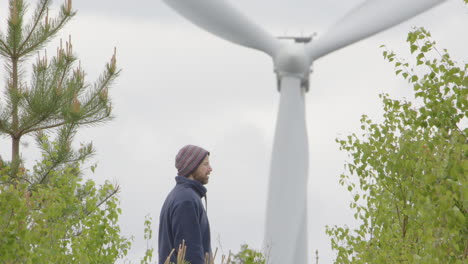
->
162, 0, 446, 263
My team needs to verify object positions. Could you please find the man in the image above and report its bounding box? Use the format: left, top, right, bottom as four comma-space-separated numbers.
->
158, 145, 213, 264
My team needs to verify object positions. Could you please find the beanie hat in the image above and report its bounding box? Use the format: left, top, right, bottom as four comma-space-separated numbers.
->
175, 145, 209, 177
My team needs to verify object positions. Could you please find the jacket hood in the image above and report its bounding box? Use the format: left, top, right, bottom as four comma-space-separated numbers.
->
175, 176, 207, 198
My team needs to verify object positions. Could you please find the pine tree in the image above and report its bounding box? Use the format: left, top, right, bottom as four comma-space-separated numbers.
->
0, 1, 131, 262
0, 0, 117, 174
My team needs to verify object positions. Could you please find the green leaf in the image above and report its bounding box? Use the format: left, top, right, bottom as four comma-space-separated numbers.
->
329, 25, 467, 263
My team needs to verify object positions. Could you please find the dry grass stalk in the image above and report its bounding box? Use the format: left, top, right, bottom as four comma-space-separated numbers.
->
165, 244, 234, 264
177, 240, 187, 264
164, 248, 175, 264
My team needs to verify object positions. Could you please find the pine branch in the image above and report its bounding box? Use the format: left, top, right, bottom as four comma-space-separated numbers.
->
13, 38, 117, 138
0, 33, 13, 56
20, 96, 64, 135
0, 105, 13, 132
18, 75, 113, 134
18, 101, 64, 134
34, 124, 77, 184
0, 124, 12, 135
77, 50, 118, 124
82, 48, 118, 103
18, 47, 76, 135
18, 1, 75, 57
18, 0, 50, 52
22, 120, 66, 134
0, 105, 11, 133
7, 0, 26, 56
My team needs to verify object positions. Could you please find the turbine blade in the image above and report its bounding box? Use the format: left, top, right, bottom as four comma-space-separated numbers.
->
265, 77, 308, 264
163, 0, 280, 56
307, 0, 446, 60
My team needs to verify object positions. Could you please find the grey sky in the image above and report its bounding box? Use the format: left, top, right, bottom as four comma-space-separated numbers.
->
0, 0, 467, 263
71, 0, 363, 27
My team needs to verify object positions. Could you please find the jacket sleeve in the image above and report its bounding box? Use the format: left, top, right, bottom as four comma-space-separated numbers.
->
172, 200, 205, 264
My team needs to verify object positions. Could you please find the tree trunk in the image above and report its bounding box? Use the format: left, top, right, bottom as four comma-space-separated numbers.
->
11, 57, 20, 175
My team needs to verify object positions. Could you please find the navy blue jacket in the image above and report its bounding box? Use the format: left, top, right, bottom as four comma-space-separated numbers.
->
158, 176, 211, 264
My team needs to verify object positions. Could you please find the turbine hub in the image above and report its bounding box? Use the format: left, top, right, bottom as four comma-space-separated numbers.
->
274, 43, 312, 92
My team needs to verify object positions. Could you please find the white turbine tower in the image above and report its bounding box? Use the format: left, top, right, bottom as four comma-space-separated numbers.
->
162, 0, 446, 263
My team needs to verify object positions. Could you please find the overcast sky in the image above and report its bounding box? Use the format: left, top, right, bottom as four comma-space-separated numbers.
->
1, 0, 467, 263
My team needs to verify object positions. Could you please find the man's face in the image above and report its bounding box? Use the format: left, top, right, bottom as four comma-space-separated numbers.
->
190, 155, 212, 185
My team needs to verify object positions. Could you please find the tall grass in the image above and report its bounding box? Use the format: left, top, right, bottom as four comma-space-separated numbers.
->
163, 241, 233, 264
163, 243, 321, 264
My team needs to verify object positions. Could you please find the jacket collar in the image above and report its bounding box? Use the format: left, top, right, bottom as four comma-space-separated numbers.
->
175, 176, 207, 198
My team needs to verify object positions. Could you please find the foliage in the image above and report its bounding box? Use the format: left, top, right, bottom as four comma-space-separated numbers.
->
231, 244, 266, 264
0, 0, 131, 263
326, 26, 467, 263
161, 243, 265, 264
0, 136, 131, 263
140, 215, 155, 264
157, 242, 266, 264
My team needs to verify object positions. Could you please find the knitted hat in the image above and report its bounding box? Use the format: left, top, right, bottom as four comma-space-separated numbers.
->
175, 145, 209, 177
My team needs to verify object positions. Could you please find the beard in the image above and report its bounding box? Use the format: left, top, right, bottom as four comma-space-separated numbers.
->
192, 170, 209, 185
